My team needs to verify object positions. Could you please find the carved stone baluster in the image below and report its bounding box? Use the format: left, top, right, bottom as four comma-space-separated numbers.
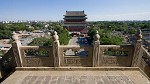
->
12, 32, 23, 67
92, 30, 101, 67
52, 31, 60, 67
132, 29, 143, 67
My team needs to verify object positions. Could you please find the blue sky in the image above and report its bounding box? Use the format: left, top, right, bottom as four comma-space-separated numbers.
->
0, 0, 150, 21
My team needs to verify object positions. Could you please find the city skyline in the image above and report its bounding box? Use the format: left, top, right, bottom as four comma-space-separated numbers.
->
0, 0, 150, 21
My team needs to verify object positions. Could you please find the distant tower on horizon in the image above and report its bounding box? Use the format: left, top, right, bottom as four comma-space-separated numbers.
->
63, 11, 88, 34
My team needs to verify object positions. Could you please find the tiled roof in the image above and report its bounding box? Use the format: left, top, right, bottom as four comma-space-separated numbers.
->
65, 11, 86, 16
63, 17, 87, 19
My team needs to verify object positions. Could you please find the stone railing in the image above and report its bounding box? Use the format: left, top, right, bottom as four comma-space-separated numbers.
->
1, 29, 150, 78
59, 45, 93, 67
58, 44, 134, 67
99, 45, 134, 66
19, 46, 54, 67
137, 46, 150, 77
0, 48, 16, 77
131, 29, 150, 78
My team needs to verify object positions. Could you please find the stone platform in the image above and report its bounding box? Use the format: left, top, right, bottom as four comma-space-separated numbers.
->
1, 67, 150, 84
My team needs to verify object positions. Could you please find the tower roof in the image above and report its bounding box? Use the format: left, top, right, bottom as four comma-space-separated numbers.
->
64, 11, 86, 16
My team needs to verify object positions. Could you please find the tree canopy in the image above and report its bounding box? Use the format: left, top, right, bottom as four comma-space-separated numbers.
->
29, 37, 53, 46
29, 22, 69, 46
87, 23, 124, 45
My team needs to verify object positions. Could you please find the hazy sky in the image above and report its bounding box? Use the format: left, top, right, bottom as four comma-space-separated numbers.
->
0, 0, 150, 21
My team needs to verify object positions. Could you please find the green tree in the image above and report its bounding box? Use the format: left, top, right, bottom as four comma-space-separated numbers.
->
0, 24, 12, 39
29, 37, 53, 46
87, 22, 123, 45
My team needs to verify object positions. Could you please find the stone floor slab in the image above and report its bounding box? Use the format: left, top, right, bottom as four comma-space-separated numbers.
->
1, 70, 150, 84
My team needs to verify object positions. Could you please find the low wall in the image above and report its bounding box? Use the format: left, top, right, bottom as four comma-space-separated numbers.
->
1, 43, 150, 79
100, 45, 134, 67
58, 45, 134, 67
138, 47, 150, 77
0, 48, 16, 77
59, 45, 93, 67
13, 44, 135, 67
19, 46, 54, 67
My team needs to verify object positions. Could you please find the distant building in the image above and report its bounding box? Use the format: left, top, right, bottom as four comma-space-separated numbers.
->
63, 11, 88, 34
26, 25, 33, 29
142, 29, 150, 38
0, 39, 12, 54
44, 24, 49, 28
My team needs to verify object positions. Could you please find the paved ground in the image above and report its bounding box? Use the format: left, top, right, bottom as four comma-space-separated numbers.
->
2, 70, 150, 84
68, 37, 89, 46
65, 37, 89, 56
68, 37, 78, 45
20, 36, 34, 46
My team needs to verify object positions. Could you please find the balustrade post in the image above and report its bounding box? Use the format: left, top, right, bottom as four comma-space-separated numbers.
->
52, 31, 60, 67
131, 29, 143, 67
12, 32, 23, 67
92, 31, 101, 67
